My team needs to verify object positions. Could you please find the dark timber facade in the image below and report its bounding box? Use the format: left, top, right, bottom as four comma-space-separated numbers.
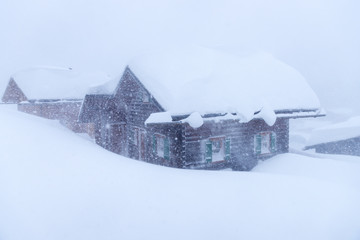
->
79, 67, 320, 170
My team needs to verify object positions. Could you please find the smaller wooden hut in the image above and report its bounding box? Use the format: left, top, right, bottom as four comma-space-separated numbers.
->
2, 67, 109, 134
305, 116, 360, 156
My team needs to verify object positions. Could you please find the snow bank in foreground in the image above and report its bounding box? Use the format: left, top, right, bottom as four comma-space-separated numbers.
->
253, 152, 360, 189
1, 105, 360, 240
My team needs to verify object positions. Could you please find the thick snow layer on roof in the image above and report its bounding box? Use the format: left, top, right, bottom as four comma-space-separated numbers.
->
145, 112, 172, 125
180, 112, 204, 128
87, 75, 119, 95
128, 46, 321, 119
146, 111, 204, 128
307, 116, 360, 146
11, 66, 110, 100
254, 104, 277, 126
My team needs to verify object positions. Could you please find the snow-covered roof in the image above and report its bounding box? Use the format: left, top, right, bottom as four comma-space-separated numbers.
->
88, 46, 322, 125
128, 47, 321, 120
307, 116, 360, 146
86, 76, 119, 95
11, 66, 110, 100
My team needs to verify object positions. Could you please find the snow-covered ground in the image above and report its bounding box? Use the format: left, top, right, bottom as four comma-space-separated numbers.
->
1, 105, 360, 240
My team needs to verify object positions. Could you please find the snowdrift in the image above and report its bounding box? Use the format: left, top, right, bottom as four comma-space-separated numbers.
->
0, 105, 360, 240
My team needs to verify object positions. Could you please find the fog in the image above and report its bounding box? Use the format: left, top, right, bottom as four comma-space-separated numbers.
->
1, 0, 359, 114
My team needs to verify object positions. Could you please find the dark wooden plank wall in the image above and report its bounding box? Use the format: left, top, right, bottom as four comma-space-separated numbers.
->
18, 101, 94, 133
79, 94, 112, 123
238, 118, 289, 170
82, 95, 127, 152
145, 123, 184, 168
183, 120, 234, 169
183, 118, 289, 170
94, 110, 126, 152
111, 67, 164, 161
1, 78, 27, 103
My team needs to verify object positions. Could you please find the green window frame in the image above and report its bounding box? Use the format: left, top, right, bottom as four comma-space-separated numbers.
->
205, 141, 212, 163
254, 131, 277, 155
153, 133, 170, 160
152, 134, 157, 154
204, 137, 230, 163
270, 132, 277, 152
255, 134, 262, 155
164, 138, 170, 160
225, 138, 231, 161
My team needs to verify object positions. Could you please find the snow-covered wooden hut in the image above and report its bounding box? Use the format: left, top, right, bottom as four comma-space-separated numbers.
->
79, 47, 324, 170
305, 116, 360, 156
2, 67, 109, 133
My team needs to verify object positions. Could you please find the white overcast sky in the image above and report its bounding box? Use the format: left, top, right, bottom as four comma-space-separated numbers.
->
1, 0, 359, 113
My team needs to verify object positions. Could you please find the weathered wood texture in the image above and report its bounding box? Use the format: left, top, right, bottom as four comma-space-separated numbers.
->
310, 137, 360, 156
115, 68, 164, 160
2, 78, 27, 103
180, 118, 289, 170
145, 123, 184, 168
18, 101, 94, 134
79, 94, 113, 123
85, 68, 163, 157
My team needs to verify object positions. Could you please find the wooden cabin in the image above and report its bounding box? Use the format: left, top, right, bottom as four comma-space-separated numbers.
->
79, 48, 324, 170
2, 67, 109, 134
305, 116, 360, 156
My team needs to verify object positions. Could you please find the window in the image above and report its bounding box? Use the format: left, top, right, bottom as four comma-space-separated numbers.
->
153, 134, 170, 160
157, 135, 164, 156
254, 132, 276, 155
205, 137, 231, 163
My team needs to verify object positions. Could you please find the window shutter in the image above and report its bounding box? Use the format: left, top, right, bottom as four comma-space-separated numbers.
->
255, 134, 262, 155
205, 141, 212, 163
152, 134, 157, 154
132, 129, 135, 144
133, 128, 138, 146
225, 138, 231, 161
270, 132, 276, 153
164, 138, 170, 160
